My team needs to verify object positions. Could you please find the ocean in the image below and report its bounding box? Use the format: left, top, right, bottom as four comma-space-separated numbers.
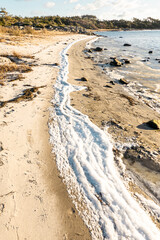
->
91, 30, 160, 113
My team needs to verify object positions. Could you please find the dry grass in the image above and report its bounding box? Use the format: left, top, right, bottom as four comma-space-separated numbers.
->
0, 63, 32, 74
12, 51, 22, 59
0, 26, 7, 34
23, 26, 36, 35
8, 26, 22, 36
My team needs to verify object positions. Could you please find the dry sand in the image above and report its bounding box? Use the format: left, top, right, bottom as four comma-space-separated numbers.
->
0, 33, 91, 240
68, 39, 160, 226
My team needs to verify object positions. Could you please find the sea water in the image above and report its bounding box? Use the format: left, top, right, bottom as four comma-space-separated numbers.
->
91, 30, 160, 113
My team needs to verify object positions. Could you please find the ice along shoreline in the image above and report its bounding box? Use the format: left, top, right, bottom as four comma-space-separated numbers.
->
49, 38, 160, 239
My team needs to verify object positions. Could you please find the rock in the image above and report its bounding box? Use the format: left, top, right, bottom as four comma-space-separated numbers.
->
123, 43, 131, 47
146, 119, 160, 129
119, 78, 129, 85
93, 47, 103, 52
110, 80, 115, 85
148, 50, 153, 54
110, 58, 122, 67
0, 57, 12, 65
80, 77, 88, 82
124, 59, 131, 64
104, 85, 112, 88
88, 49, 92, 53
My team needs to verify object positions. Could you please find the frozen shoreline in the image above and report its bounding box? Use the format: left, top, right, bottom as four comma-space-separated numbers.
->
49, 37, 160, 239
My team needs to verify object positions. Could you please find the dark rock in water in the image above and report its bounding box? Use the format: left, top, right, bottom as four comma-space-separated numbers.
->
119, 78, 129, 85
94, 47, 103, 52
124, 145, 160, 172
110, 58, 122, 67
104, 48, 108, 50
80, 77, 88, 82
158, 61, 160, 63
123, 43, 131, 46
88, 49, 92, 53
146, 119, 160, 129
124, 59, 131, 64
148, 50, 153, 54
104, 85, 112, 88
110, 80, 115, 85
119, 36, 123, 38
142, 59, 147, 62
155, 58, 160, 61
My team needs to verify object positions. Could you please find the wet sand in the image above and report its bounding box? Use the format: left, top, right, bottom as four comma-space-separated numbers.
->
68, 38, 160, 226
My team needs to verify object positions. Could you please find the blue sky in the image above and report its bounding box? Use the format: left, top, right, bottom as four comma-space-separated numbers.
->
1, 0, 160, 20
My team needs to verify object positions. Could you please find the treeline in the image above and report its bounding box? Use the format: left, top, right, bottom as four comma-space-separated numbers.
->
0, 8, 160, 30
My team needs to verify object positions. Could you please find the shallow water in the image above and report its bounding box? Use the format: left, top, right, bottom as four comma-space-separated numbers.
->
89, 30, 160, 114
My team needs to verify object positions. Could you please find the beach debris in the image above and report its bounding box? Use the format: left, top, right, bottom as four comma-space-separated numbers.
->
103, 120, 123, 129
80, 77, 88, 82
148, 50, 153, 54
0, 142, 3, 151
123, 43, 131, 46
146, 119, 160, 129
110, 58, 122, 67
0, 85, 46, 108
119, 78, 129, 85
119, 93, 136, 106
54, 63, 59, 66
123, 145, 160, 172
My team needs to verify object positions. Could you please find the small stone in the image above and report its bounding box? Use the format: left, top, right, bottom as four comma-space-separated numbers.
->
0, 142, 3, 151
110, 58, 122, 67
124, 59, 131, 64
148, 51, 153, 54
119, 78, 129, 85
123, 43, 131, 47
94, 47, 103, 52
80, 77, 88, 82
146, 120, 160, 129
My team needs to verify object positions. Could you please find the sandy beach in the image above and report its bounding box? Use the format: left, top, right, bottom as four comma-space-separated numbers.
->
1, 29, 160, 239
68, 39, 160, 227
0, 32, 91, 240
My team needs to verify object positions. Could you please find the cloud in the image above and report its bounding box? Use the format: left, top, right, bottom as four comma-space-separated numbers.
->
69, 0, 79, 3
74, 0, 144, 20
75, 0, 112, 11
44, 1, 55, 8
